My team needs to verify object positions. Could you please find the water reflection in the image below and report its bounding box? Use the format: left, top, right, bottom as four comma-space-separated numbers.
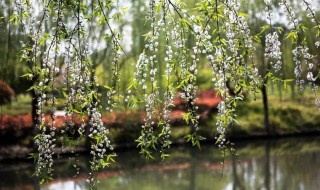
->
1, 137, 320, 190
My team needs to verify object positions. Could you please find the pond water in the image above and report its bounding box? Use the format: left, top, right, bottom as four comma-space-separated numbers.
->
1, 136, 320, 190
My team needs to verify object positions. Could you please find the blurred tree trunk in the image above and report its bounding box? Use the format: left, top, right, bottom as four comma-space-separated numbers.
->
261, 82, 270, 135
261, 44, 271, 135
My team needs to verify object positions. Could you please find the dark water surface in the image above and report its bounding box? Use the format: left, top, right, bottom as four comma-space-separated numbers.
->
1, 136, 320, 190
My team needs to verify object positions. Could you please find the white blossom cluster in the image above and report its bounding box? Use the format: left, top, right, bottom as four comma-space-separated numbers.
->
15, 0, 59, 180
224, 0, 254, 54
302, 0, 318, 24
224, 0, 259, 88
216, 100, 226, 134
15, 0, 119, 184
204, 16, 229, 143
160, 90, 173, 151
301, 0, 320, 48
212, 58, 231, 146
279, 0, 299, 28
105, 35, 123, 113
172, 20, 201, 134
292, 46, 302, 85
264, 0, 282, 72
265, 32, 282, 72
134, 0, 163, 157
209, 0, 261, 146
280, 0, 316, 93
194, 25, 213, 54
88, 105, 113, 178
185, 30, 201, 132
133, 52, 155, 150
34, 131, 56, 177
63, 41, 89, 136
134, 53, 148, 89
264, 0, 273, 23
292, 46, 313, 91
160, 12, 175, 153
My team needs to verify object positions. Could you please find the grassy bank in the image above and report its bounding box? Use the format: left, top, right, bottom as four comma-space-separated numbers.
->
0, 94, 31, 115
231, 91, 320, 136
1, 88, 320, 160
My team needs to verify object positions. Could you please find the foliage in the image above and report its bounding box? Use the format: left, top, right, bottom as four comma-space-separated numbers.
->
5, 0, 320, 188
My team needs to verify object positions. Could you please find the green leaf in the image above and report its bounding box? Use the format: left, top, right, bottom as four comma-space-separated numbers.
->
106, 153, 117, 163
103, 85, 113, 90
195, 140, 201, 149
161, 154, 170, 159
121, 6, 128, 14
27, 85, 35, 91
253, 35, 261, 43
261, 25, 270, 33
277, 27, 284, 34
182, 112, 191, 124
33, 134, 41, 140
28, 153, 38, 163
9, 14, 19, 25
21, 73, 32, 79
285, 31, 298, 43
127, 81, 137, 90
215, 134, 224, 144
155, 2, 164, 13
112, 12, 121, 20
78, 129, 83, 136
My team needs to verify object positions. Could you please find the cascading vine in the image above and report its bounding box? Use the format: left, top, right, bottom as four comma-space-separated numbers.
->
134, 0, 160, 159
280, 0, 313, 92
13, 0, 118, 186
301, 0, 320, 49
209, 0, 260, 147
28, 0, 57, 181
205, 0, 232, 147
9, 0, 320, 187
264, 0, 283, 73
300, 0, 320, 105
169, 0, 205, 148
158, 0, 174, 158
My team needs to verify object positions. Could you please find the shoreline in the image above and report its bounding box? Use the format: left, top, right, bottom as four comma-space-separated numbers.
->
1, 129, 320, 163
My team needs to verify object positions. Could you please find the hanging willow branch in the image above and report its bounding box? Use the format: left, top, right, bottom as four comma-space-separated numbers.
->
7, 0, 320, 187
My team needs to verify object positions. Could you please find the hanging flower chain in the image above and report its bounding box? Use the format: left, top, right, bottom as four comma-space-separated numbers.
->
264, 0, 282, 73
10, 0, 320, 186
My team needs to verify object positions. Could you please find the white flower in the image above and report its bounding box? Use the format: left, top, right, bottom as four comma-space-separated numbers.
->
307, 72, 315, 81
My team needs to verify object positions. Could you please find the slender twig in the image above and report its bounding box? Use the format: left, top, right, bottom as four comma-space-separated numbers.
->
97, 0, 134, 65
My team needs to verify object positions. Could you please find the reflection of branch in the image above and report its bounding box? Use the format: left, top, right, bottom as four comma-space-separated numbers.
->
231, 153, 245, 190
